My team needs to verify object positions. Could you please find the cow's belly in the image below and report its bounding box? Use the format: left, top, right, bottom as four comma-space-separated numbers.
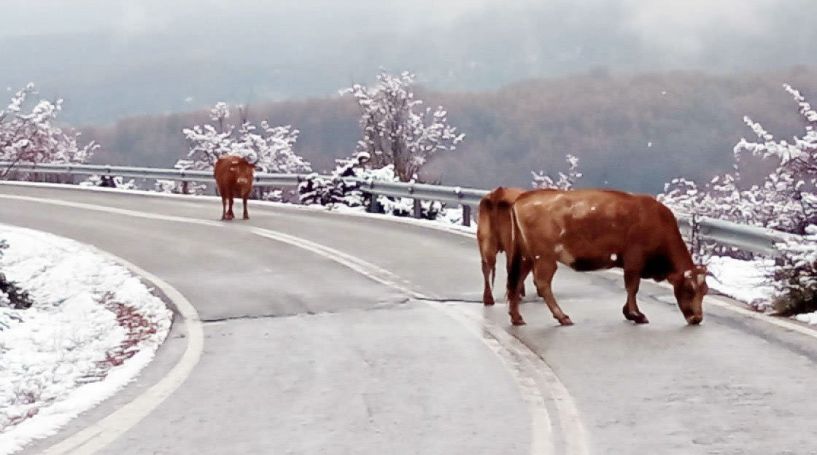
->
553, 244, 622, 271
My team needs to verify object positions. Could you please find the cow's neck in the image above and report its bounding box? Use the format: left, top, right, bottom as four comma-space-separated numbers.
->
667, 230, 695, 274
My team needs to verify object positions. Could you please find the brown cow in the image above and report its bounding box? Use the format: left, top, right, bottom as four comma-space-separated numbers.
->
477, 187, 532, 305
214, 155, 255, 221
506, 189, 707, 326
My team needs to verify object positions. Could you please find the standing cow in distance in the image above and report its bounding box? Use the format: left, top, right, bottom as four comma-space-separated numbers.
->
477, 187, 532, 305
214, 155, 255, 221
506, 189, 708, 327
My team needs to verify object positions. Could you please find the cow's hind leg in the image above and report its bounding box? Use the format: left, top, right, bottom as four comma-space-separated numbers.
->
534, 259, 572, 326
481, 254, 496, 306
622, 269, 649, 324
518, 256, 533, 299
220, 195, 228, 220
480, 241, 498, 305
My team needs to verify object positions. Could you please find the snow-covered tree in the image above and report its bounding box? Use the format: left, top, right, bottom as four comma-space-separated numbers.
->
181, 102, 311, 174
0, 83, 97, 178
661, 84, 816, 234
733, 83, 817, 234
531, 154, 582, 190
181, 102, 311, 199
342, 71, 464, 182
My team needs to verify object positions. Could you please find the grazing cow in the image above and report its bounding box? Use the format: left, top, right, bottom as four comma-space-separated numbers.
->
506, 189, 707, 326
477, 187, 532, 305
214, 155, 255, 221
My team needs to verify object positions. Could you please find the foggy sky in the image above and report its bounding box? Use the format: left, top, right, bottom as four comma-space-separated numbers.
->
1, 0, 815, 123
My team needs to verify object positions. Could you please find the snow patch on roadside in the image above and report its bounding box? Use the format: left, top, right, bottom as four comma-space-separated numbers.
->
0, 224, 171, 454
706, 256, 775, 310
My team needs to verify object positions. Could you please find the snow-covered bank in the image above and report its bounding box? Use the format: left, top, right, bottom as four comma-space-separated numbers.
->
706, 255, 817, 326
706, 256, 775, 310
0, 224, 172, 454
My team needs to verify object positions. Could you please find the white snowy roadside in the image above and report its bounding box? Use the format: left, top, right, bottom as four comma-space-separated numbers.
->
0, 224, 172, 455
706, 256, 775, 309
704, 255, 817, 325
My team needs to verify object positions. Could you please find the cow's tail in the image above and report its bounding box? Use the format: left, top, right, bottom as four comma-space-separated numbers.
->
505, 205, 525, 302
477, 196, 496, 285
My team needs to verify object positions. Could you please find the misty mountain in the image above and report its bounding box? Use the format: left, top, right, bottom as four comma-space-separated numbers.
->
84, 67, 817, 194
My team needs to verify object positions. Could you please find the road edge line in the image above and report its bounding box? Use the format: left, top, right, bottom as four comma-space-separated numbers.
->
40, 253, 204, 455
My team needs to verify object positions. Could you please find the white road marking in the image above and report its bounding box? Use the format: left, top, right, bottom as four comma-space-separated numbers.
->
39, 252, 203, 455
250, 226, 570, 455
0, 194, 222, 228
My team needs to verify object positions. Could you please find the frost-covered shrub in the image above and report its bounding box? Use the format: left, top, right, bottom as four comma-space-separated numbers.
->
0, 240, 32, 313
79, 175, 137, 190
532, 154, 582, 190
772, 226, 817, 315
298, 152, 370, 207
298, 173, 347, 206
0, 83, 97, 178
343, 71, 464, 182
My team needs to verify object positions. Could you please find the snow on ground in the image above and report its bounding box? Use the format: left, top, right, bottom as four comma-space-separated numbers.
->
794, 310, 817, 325
706, 255, 775, 310
0, 224, 172, 454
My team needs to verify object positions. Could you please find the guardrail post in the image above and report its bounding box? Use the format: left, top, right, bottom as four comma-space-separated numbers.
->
462, 205, 471, 227
181, 181, 189, 195
413, 199, 422, 219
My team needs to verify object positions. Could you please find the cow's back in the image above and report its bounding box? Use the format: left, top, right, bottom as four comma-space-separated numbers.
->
514, 189, 679, 271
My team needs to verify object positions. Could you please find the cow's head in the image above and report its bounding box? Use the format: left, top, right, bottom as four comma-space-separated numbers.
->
669, 265, 708, 325
233, 160, 255, 191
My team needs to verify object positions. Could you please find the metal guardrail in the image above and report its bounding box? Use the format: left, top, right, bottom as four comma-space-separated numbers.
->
0, 161, 799, 255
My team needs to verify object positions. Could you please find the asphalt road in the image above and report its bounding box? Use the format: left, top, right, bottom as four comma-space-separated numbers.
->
2, 183, 817, 455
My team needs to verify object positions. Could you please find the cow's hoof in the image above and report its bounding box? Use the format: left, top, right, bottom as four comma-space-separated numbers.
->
483, 295, 495, 306
243, 216, 249, 220
557, 315, 574, 326
686, 315, 703, 325
624, 311, 649, 324
510, 315, 526, 326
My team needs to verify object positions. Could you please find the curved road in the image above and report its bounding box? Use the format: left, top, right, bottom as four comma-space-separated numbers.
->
2, 183, 817, 455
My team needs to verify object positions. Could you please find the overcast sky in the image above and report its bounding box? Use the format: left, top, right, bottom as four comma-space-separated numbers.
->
1, 0, 815, 123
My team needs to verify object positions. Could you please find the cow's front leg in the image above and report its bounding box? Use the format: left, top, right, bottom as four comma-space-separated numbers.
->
242, 195, 249, 220
226, 196, 235, 220
534, 260, 572, 325
622, 269, 649, 324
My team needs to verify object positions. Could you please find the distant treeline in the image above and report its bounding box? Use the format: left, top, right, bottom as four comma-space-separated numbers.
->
84, 67, 817, 194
